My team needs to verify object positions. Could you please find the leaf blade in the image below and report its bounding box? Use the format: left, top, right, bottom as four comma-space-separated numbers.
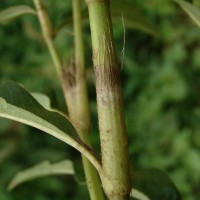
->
31, 92, 51, 110
131, 169, 182, 200
8, 160, 74, 190
0, 81, 101, 172
111, 0, 158, 36
0, 5, 36, 24
131, 188, 150, 200
175, 0, 200, 28
56, 0, 158, 36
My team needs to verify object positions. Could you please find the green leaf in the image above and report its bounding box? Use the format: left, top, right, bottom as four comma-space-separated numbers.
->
0, 140, 17, 165
56, 0, 158, 36
0, 5, 36, 24
31, 92, 67, 116
0, 81, 101, 172
175, 0, 200, 28
131, 188, 150, 200
193, 0, 200, 8
131, 169, 182, 200
110, 0, 158, 36
31, 92, 51, 110
8, 160, 74, 190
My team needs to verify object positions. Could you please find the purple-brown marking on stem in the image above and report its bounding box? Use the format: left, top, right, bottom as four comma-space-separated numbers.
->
93, 35, 120, 93
61, 58, 76, 90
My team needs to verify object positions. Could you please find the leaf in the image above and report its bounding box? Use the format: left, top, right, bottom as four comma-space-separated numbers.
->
0, 140, 17, 165
0, 5, 36, 24
110, 0, 158, 36
175, 0, 200, 28
8, 160, 74, 190
31, 92, 51, 110
56, 0, 158, 36
31, 92, 67, 116
131, 169, 182, 200
131, 188, 150, 200
0, 81, 101, 172
193, 0, 200, 8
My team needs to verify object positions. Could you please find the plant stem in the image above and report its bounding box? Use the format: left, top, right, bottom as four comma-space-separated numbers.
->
70, 0, 105, 199
33, 0, 62, 78
85, 0, 131, 199
34, 0, 105, 199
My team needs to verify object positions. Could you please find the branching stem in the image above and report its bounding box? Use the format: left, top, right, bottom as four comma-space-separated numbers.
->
34, 0, 105, 199
85, 0, 131, 199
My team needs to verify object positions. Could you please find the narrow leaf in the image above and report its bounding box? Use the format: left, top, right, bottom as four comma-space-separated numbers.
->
131, 188, 150, 200
0, 5, 36, 24
56, 1, 158, 36
31, 92, 67, 116
175, 0, 200, 28
0, 81, 101, 172
8, 160, 74, 190
31, 92, 51, 110
0, 140, 17, 164
132, 169, 182, 200
111, 0, 158, 36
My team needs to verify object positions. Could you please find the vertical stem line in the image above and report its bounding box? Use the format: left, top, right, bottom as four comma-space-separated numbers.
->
73, 0, 84, 73
33, 0, 62, 78
86, 0, 131, 199
72, 0, 105, 199
34, 0, 105, 199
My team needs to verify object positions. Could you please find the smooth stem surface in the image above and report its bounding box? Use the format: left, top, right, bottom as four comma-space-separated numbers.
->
34, 1, 105, 199
81, 131, 105, 200
86, 0, 131, 199
33, 0, 62, 78
71, 0, 105, 199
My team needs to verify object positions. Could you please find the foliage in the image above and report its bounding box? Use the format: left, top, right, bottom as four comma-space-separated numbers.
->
8, 160, 74, 190
0, 0, 200, 199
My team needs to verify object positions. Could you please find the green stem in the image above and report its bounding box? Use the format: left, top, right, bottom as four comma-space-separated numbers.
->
33, 0, 62, 78
34, 0, 105, 199
80, 132, 105, 200
85, 0, 131, 199
71, 0, 105, 199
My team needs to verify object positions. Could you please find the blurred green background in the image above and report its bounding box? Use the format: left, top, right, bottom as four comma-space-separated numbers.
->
0, 0, 200, 199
